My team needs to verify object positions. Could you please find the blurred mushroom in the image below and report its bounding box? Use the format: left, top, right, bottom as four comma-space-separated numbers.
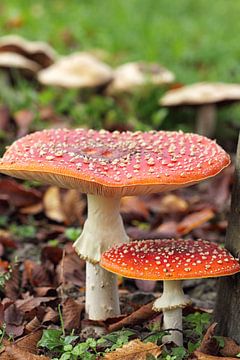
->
0, 52, 40, 78
38, 52, 113, 89
107, 61, 175, 95
101, 239, 240, 346
0, 35, 57, 68
160, 82, 240, 137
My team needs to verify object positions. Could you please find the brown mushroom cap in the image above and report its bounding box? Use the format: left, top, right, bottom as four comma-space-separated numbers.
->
0, 128, 230, 197
37, 52, 113, 88
0, 52, 40, 73
0, 35, 57, 68
100, 239, 240, 280
160, 82, 240, 107
107, 61, 175, 94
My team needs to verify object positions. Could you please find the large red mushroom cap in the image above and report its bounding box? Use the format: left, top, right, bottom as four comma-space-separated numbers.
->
0, 128, 230, 197
100, 239, 240, 280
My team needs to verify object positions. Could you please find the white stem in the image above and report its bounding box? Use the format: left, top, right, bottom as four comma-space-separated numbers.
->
86, 263, 120, 320
196, 104, 217, 138
74, 194, 129, 263
73, 194, 129, 320
153, 280, 191, 346
163, 308, 183, 346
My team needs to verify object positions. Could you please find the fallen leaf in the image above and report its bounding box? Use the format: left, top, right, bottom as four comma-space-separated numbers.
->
14, 109, 34, 138
108, 301, 156, 332
0, 179, 42, 208
197, 323, 219, 355
42, 307, 58, 324
193, 350, 238, 359
56, 252, 85, 287
159, 194, 188, 213
15, 295, 56, 313
121, 196, 149, 221
4, 344, 50, 359
177, 208, 215, 235
5, 265, 20, 300
104, 339, 162, 359
62, 298, 84, 330
43, 186, 65, 223
15, 329, 43, 354
220, 337, 240, 357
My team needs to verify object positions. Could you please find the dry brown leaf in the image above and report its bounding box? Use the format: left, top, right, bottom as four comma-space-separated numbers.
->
108, 301, 156, 332
193, 350, 238, 360
62, 298, 84, 330
121, 196, 149, 220
104, 339, 162, 359
43, 186, 66, 223
220, 337, 240, 357
4, 344, 50, 360
62, 189, 86, 225
197, 322, 219, 355
177, 208, 215, 235
15, 329, 43, 354
159, 194, 188, 213
14, 109, 34, 138
15, 295, 56, 313
0, 179, 42, 208
5, 265, 20, 300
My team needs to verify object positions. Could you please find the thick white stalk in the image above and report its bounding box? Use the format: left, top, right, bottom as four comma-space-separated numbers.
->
73, 194, 129, 320
86, 262, 120, 320
74, 194, 129, 263
153, 280, 191, 346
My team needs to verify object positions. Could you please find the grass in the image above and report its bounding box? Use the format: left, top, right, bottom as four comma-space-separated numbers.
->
1, 0, 240, 83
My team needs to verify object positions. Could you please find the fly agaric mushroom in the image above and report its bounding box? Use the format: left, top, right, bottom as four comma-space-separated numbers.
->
37, 52, 113, 89
0, 35, 57, 68
160, 82, 240, 138
100, 239, 240, 346
0, 129, 230, 320
107, 61, 175, 95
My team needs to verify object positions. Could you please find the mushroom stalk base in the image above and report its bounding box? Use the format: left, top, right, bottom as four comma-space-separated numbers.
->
153, 280, 191, 346
73, 194, 129, 263
73, 194, 129, 320
86, 262, 120, 320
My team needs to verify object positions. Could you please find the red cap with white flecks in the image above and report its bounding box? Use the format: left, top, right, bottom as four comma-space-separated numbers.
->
100, 239, 240, 280
0, 128, 230, 196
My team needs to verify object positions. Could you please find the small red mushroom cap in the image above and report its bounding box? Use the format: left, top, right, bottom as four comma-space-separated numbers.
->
0, 128, 230, 197
100, 239, 240, 280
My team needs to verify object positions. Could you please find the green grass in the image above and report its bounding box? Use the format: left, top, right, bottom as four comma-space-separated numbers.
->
1, 0, 240, 83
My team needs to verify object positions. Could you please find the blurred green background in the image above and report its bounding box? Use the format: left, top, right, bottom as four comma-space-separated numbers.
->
0, 0, 240, 148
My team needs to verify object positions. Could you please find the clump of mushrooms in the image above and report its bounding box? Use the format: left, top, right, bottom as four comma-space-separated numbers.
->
101, 239, 240, 346
0, 128, 230, 320
160, 82, 240, 137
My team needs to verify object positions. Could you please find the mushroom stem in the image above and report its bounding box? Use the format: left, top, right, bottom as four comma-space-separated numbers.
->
196, 104, 217, 138
153, 280, 191, 346
73, 194, 129, 320
86, 262, 120, 320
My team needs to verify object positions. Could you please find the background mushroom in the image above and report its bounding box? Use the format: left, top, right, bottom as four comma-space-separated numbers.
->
106, 61, 175, 95
37, 52, 113, 89
0, 128, 230, 321
160, 82, 240, 137
0, 52, 40, 78
101, 239, 240, 346
0, 34, 57, 68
